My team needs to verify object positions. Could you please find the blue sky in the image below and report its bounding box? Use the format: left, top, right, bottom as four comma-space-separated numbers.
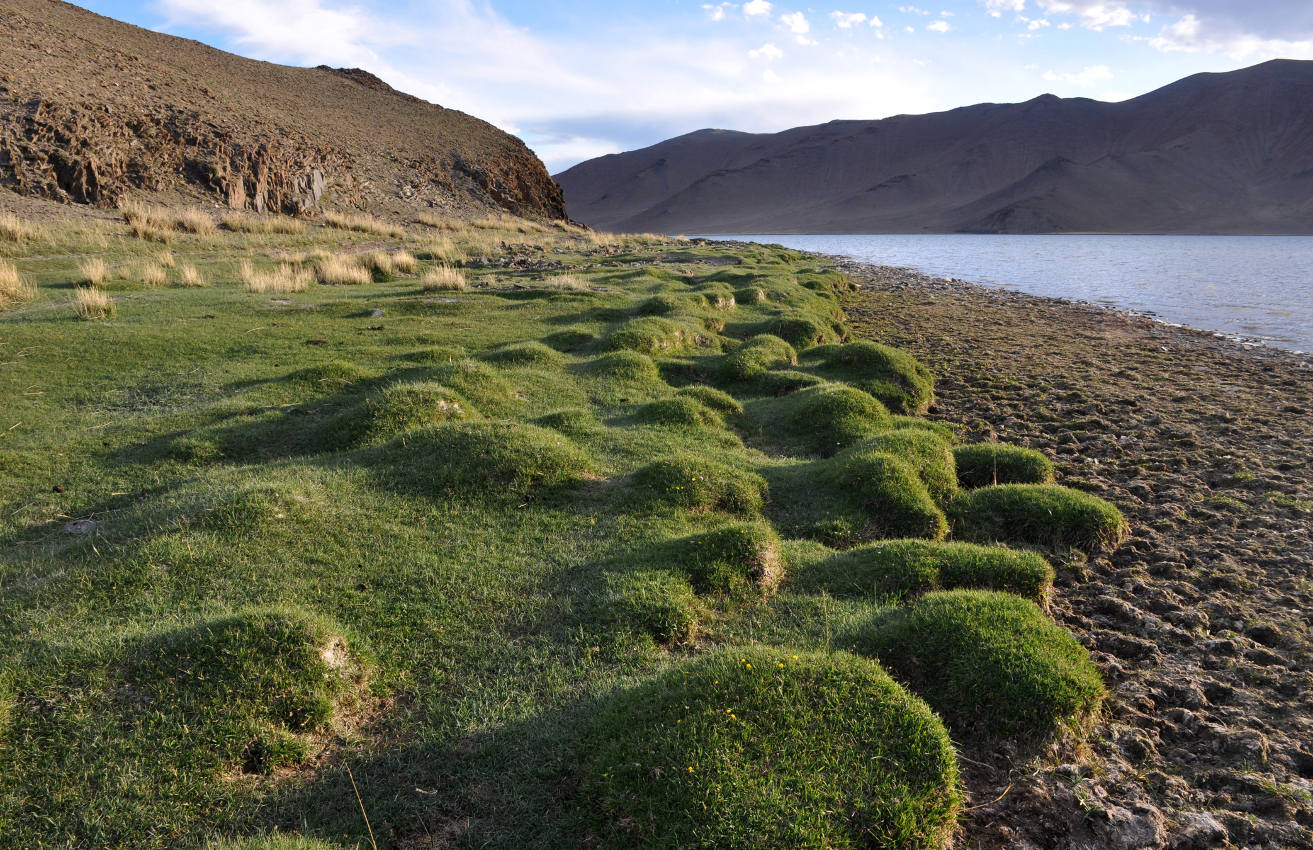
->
76, 1, 1313, 172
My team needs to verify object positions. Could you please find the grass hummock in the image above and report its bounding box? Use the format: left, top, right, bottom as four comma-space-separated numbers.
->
953, 443, 1056, 488
950, 483, 1129, 551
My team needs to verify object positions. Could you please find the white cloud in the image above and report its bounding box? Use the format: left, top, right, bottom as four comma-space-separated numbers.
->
985, 0, 1026, 15
780, 11, 810, 33
749, 41, 785, 60
1028, 18, 1050, 29
743, 0, 773, 17
899, 5, 930, 14
927, 19, 952, 32
870, 15, 885, 27
702, 3, 735, 22
1042, 64, 1114, 86
1147, 13, 1313, 60
830, 11, 868, 28
1035, 1, 1147, 31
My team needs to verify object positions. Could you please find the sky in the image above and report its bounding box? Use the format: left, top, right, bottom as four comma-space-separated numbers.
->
76, 0, 1313, 173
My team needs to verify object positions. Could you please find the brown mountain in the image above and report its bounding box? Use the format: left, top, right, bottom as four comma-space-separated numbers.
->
0, 0, 565, 219
555, 60, 1313, 234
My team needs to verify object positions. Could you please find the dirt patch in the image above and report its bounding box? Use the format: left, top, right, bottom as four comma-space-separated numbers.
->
842, 262, 1313, 850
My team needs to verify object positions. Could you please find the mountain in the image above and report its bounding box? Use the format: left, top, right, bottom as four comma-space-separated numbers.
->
555, 60, 1313, 234
0, 0, 565, 219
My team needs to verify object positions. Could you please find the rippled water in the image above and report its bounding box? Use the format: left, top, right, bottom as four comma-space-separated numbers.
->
712, 235, 1313, 353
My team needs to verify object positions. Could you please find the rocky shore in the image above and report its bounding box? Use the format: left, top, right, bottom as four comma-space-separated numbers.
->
839, 261, 1313, 849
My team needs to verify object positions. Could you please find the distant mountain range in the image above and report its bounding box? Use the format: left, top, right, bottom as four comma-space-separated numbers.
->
555, 60, 1313, 234
1, 0, 565, 219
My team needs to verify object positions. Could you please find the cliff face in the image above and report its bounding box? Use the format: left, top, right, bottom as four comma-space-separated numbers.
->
0, 0, 566, 219
556, 60, 1313, 234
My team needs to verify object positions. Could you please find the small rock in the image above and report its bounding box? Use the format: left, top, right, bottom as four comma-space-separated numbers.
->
1094, 803, 1167, 850
63, 519, 96, 535
370, 308, 385, 317
52, 485, 66, 493
1169, 812, 1228, 849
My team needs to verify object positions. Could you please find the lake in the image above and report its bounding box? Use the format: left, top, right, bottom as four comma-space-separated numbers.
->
709, 235, 1313, 354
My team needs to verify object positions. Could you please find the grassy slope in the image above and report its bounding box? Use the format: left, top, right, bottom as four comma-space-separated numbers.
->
0, 211, 1106, 848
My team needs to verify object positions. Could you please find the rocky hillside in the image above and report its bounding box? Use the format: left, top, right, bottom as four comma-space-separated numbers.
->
556, 60, 1313, 234
0, 0, 566, 219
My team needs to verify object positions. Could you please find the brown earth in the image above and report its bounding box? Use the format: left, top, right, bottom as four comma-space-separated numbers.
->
0, 0, 565, 220
838, 261, 1313, 850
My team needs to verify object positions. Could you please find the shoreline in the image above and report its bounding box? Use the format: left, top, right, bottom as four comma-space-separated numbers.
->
833, 257, 1313, 849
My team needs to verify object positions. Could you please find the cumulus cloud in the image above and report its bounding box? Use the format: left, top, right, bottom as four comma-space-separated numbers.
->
1035, 1, 1146, 31
743, 0, 773, 17
749, 42, 785, 60
1042, 64, 1114, 85
1148, 13, 1313, 60
927, 19, 952, 32
985, 0, 1027, 15
830, 11, 868, 28
703, 3, 735, 22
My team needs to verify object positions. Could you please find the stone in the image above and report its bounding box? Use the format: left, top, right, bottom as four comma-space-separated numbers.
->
1169, 812, 1229, 849
1094, 803, 1168, 850
63, 519, 96, 535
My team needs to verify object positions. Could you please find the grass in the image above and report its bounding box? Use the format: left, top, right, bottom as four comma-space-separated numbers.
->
854, 590, 1106, 740
421, 265, 466, 291
73, 285, 114, 319
950, 484, 1129, 551
78, 257, 108, 286
178, 263, 207, 288
0, 208, 1117, 848
222, 214, 307, 235
575, 647, 961, 849
0, 211, 42, 242
954, 443, 1055, 488
315, 254, 372, 286
0, 260, 37, 309
322, 210, 406, 238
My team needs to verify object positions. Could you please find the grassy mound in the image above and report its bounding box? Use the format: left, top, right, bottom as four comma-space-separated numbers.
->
950, 484, 1129, 551
661, 522, 782, 593
850, 429, 958, 504
602, 317, 718, 355
774, 383, 893, 455
636, 293, 704, 316
480, 340, 566, 368
581, 351, 669, 403
804, 341, 935, 415
632, 397, 723, 429
361, 381, 475, 441
532, 407, 602, 436
795, 539, 1054, 602
403, 344, 468, 364
575, 647, 961, 849
597, 570, 698, 645
204, 837, 344, 850
382, 422, 592, 497
630, 454, 767, 516
855, 590, 1105, 739
823, 450, 948, 541
953, 444, 1055, 488
717, 334, 797, 381
764, 313, 846, 349
754, 369, 826, 396
674, 385, 742, 416
284, 360, 373, 393
428, 359, 519, 415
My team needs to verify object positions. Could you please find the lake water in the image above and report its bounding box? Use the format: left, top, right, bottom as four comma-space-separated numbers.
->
711, 235, 1313, 354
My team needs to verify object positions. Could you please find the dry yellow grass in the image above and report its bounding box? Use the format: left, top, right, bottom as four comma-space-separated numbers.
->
421, 265, 467, 292
544, 273, 589, 290
240, 259, 314, 293
421, 237, 459, 264
178, 263, 207, 288
221, 213, 307, 234
392, 250, 418, 274
321, 210, 406, 238
119, 200, 215, 237
140, 264, 168, 288
1, 260, 37, 309
0, 212, 42, 243
361, 251, 395, 278
78, 257, 108, 287
73, 286, 113, 320
316, 254, 372, 286
417, 213, 461, 231
173, 207, 216, 235
155, 250, 176, 269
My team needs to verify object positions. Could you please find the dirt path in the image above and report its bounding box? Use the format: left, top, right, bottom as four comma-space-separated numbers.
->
842, 263, 1313, 850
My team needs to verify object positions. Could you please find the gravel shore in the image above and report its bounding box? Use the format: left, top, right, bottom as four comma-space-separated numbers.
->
839, 261, 1313, 850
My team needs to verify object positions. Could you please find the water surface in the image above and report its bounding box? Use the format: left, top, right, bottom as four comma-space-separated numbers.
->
710, 235, 1313, 353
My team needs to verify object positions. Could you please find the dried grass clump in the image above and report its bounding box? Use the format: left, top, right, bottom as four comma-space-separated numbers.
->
119, 201, 215, 237
417, 213, 461, 231
74, 286, 114, 320
421, 237, 460, 264
178, 263, 207, 288
421, 265, 467, 292
545, 273, 588, 291
391, 251, 418, 274
471, 213, 548, 234
140, 264, 168, 288
0, 212, 42, 243
316, 254, 372, 286
361, 251, 395, 278
321, 210, 405, 238
221, 213, 307, 234
1, 261, 37, 309
241, 259, 314, 293
78, 257, 108, 287
173, 207, 216, 235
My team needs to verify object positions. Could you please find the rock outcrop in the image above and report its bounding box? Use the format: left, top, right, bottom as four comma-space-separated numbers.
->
0, 0, 566, 220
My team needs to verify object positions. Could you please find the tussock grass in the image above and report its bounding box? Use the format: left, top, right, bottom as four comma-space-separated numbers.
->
603, 316, 717, 355
73, 285, 114, 320
855, 590, 1105, 739
0, 260, 37, 309
362, 381, 476, 441
480, 341, 565, 368
155, 250, 176, 269
391, 250, 418, 275
631, 454, 767, 516
718, 334, 797, 381
545, 272, 588, 290
78, 257, 108, 287
950, 483, 1129, 551
803, 341, 935, 415
419, 236, 460, 263
221, 213, 307, 234
575, 647, 961, 849
119, 200, 216, 236
321, 209, 405, 238
770, 383, 893, 455
634, 396, 724, 429
240, 260, 313, 293
823, 448, 948, 541
674, 385, 743, 417
421, 265, 466, 291
954, 443, 1056, 488
140, 264, 168, 288
661, 522, 782, 594
177, 263, 207, 288
314, 254, 371, 286
0, 211, 42, 242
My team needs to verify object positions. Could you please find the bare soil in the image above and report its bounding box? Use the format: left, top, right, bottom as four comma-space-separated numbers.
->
842, 262, 1313, 850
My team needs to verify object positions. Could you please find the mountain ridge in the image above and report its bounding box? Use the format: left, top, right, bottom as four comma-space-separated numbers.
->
556, 59, 1313, 234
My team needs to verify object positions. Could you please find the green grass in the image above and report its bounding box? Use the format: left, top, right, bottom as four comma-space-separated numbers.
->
953, 443, 1055, 488
717, 333, 797, 381
0, 209, 1114, 848
800, 341, 935, 415
574, 647, 961, 849
854, 590, 1106, 740
950, 484, 1130, 551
